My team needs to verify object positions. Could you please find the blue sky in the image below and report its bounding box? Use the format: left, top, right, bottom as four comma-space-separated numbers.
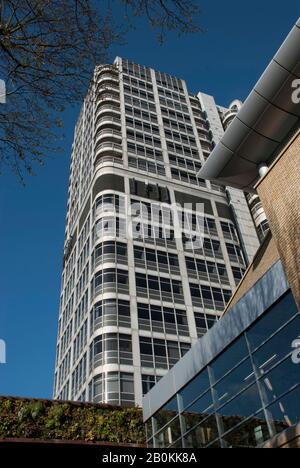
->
0, 2, 299, 399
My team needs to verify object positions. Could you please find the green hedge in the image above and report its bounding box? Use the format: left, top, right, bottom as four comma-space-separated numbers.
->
0, 397, 146, 444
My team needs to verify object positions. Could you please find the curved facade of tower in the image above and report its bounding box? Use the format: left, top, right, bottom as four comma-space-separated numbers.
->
221, 100, 243, 130
54, 59, 260, 407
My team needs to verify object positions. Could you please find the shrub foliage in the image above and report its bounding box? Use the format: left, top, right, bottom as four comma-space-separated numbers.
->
0, 397, 145, 444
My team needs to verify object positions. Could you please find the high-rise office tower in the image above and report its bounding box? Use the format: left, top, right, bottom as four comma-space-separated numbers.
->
53, 58, 260, 407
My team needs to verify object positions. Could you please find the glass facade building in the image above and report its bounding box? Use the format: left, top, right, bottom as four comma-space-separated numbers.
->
144, 262, 300, 448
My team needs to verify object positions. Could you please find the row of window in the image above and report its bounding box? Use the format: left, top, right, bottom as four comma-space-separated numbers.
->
169, 154, 202, 174
195, 312, 218, 338
158, 87, 186, 104
124, 94, 156, 113
142, 374, 161, 396
164, 129, 196, 148
134, 246, 179, 274
89, 371, 135, 406
124, 84, 155, 102
136, 272, 184, 303
94, 216, 127, 241
171, 168, 206, 187
132, 222, 177, 250
161, 106, 191, 125
57, 350, 71, 390
126, 117, 160, 136
128, 156, 166, 176
90, 333, 132, 369
71, 353, 87, 398
73, 320, 88, 363
159, 96, 189, 114
90, 299, 131, 332
74, 290, 89, 331
130, 199, 173, 227
93, 268, 129, 296
138, 303, 189, 337
123, 61, 152, 81
127, 129, 161, 149
185, 256, 230, 286
167, 141, 199, 159
76, 261, 89, 303
59, 322, 72, 360
163, 116, 194, 134
123, 74, 153, 91
61, 292, 74, 333
189, 283, 232, 311
94, 193, 125, 219
181, 213, 218, 238
125, 105, 158, 123
127, 141, 163, 161
94, 212, 177, 249
140, 337, 190, 370
130, 180, 170, 204
77, 237, 90, 275
93, 241, 127, 267
155, 71, 184, 91
183, 237, 223, 260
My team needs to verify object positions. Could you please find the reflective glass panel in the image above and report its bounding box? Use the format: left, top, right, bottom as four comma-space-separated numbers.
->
258, 356, 300, 404
247, 293, 299, 352
214, 358, 255, 407
153, 396, 178, 434
181, 390, 214, 433
266, 386, 300, 436
210, 335, 249, 384
219, 383, 262, 434
178, 369, 210, 410
252, 317, 300, 374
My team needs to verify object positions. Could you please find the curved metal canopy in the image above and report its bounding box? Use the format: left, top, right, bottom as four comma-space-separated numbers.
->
198, 18, 300, 193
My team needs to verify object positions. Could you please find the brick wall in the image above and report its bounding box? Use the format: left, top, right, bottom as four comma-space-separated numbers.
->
256, 130, 300, 310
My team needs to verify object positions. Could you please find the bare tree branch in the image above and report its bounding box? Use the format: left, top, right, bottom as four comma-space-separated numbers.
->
0, 0, 201, 180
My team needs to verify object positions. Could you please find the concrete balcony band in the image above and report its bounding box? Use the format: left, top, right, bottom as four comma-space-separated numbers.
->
96, 81, 119, 94
95, 130, 122, 147
97, 94, 120, 107
95, 123, 121, 136
97, 82, 120, 94
97, 73, 119, 82
96, 65, 119, 76
97, 129, 122, 138
95, 142, 123, 161
97, 92, 120, 103
95, 105, 120, 121
95, 117, 121, 134
96, 89, 119, 100
96, 116, 121, 127
94, 154, 123, 170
